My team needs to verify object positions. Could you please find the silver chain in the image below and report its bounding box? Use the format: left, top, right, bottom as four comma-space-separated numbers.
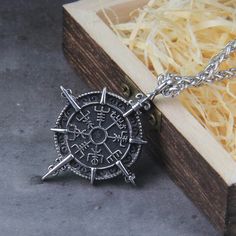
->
155, 40, 236, 97
123, 40, 236, 116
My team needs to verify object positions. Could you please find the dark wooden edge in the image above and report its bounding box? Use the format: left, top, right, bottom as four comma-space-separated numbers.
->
62, 8, 233, 232
225, 185, 236, 235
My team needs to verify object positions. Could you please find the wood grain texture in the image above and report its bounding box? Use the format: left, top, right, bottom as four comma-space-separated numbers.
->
226, 185, 236, 235
156, 115, 228, 231
63, 8, 236, 234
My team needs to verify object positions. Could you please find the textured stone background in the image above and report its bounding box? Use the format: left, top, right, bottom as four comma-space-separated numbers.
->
0, 1, 220, 235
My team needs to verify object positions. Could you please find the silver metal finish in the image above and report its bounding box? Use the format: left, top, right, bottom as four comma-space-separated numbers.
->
60, 86, 81, 112
129, 138, 147, 145
43, 40, 236, 185
116, 160, 136, 185
43, 87, 145, 184
123, 83, 168, 117
123, 40, 236, 118
42, 154, 74, 180
100, 87, 107, 104
90, 168, 96, 185
50, 128, 68, 134
156, 40, 236, 97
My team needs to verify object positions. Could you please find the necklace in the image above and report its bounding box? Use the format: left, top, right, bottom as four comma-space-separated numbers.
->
42, 40, 236, 185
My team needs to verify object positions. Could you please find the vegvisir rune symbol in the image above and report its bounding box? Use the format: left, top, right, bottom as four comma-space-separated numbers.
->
42, 86, 148, 185
41, 40, 236, 185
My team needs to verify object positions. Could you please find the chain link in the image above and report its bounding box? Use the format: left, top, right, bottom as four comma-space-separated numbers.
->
156, 40, 236, 97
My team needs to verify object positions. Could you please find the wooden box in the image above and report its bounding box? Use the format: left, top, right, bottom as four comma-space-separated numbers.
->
62, 0, 236, 234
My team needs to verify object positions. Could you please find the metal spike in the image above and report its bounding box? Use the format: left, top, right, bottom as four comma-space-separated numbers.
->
60, 86, 81, 112
50, 128, 68, 134
129, 138, 147, 145
123, 93, 153, 117
116, 161, 136, 185
90, 168, 96, 185
42, 154, 74, 180
100, 87, 107, 104
123, 107, 135, 117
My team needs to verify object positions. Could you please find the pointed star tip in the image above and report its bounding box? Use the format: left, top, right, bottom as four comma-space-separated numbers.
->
60, 85, 65, 91
41, 174, 47, 181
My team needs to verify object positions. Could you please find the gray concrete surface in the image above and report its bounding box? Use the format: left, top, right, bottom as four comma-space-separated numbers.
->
0, 1, 221, 236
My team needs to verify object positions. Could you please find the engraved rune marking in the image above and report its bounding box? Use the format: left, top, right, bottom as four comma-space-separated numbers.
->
64, 109, 71, 119
106, 150, 122, 164
68, 124, 89, 141
87, 145, 104, 166
76, 111, 94, 129
110, 111, 127, 130
94, 106, 110, 126
103, 143, 122, 164
71, 141, 90, 160
108, 131, 128, 147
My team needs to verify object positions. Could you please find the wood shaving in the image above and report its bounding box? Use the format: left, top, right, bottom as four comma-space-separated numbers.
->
105, 0, 236, 160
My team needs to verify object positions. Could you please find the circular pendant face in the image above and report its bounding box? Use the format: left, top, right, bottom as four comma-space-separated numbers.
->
52, 89, 144, 183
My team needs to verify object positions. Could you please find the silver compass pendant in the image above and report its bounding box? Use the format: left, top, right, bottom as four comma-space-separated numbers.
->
42, 86, 150, 185
42, 40, 236, 185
